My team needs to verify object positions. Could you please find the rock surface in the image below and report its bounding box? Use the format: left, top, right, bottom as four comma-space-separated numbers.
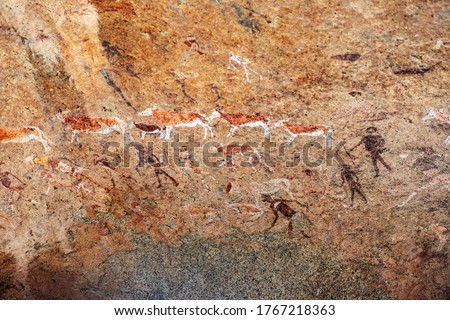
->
0, 0, 448, 299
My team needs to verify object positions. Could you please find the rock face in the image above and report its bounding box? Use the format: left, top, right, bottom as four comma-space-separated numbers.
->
0, 0, 448, 299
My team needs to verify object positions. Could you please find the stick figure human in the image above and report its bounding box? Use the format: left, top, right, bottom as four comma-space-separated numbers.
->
350, 127, 391, 177
340, 164, 367, 207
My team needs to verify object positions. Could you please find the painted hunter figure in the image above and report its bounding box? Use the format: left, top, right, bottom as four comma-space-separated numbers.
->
340, 164, 367, 207
261, 194, 311, 238
350, 127, 391, 177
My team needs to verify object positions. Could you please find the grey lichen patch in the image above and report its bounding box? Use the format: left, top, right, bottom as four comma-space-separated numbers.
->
100, 234, 391, 299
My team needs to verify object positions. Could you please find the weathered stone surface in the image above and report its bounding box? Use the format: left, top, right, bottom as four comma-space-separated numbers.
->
0, 0, 448, 299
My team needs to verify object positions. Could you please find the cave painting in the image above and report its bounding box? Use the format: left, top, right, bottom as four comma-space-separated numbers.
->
228, 51, 262, 82
0, 127, 50, 151
272, 119, 333, 148
53, 113, 129, 143
209, 107, 271, 139
138, 106, 214, 140
262, 194, 312, 238
350, 127, 391, 177
423, 108, 450, 145
340, 163, 367, 207
0, 162, 26, 213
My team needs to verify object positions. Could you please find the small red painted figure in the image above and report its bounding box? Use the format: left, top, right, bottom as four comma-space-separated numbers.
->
184, 36, 204, 55
136, 150, 178, 188
0, 162, 26, 212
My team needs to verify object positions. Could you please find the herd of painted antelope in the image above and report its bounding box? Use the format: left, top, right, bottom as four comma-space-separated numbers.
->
1, 107, 448, 152
2, 105, 334, 149
0, 106, 448, 237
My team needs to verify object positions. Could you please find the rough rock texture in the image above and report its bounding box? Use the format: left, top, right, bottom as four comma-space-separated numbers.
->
0, 0, 448, 299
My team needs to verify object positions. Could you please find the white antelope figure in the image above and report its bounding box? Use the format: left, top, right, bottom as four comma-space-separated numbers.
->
0, 127, 51, 151
208, 108, 271, 139
138, 105, 214, 140
53, 113, 129, 142
250, 178, 294, 201
228, 52, 262, 82
272, 119, 333, 149
423, 108, 450, 145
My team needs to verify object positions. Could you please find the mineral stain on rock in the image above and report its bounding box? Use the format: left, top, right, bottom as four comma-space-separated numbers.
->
0, 252, 17, 298
331, 53, 361, 62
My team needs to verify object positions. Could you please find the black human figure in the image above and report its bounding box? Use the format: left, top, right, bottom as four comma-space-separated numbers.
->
340, 164, 367, 207
350, 127, 391, 177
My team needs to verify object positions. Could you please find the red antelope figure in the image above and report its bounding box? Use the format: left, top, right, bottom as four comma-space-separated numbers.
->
138, 105, 214, 140
208, 107, 270, 138
273, 120, 332, 149
130, 122, 164, 140
0, 127, 50, 151
54, 113, 130, 142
